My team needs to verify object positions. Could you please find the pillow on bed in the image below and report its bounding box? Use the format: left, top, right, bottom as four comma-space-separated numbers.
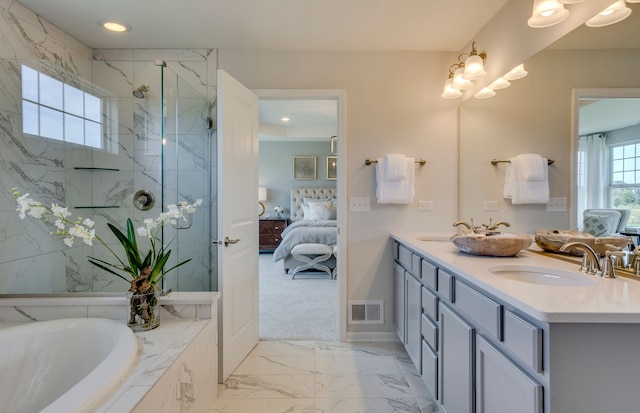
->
303, 197, 330, 206
307, 200, 336, 220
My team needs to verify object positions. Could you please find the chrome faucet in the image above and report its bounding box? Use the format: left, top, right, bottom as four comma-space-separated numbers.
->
630, 245, 640, 275
452, 219, 510, 234
558, 242, 602, 275
601, 250, 623, 279
452, 221, 472, 229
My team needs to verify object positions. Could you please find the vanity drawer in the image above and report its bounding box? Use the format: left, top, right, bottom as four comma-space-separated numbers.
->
398, 244, 413, 271
438, 269, 455, 302
454, 280, 502, 340
421, 259, 438, 290
422, 286, 439, 321
412, 254, 422, 278
422, 313, 438, 351
503, 310, 543, 373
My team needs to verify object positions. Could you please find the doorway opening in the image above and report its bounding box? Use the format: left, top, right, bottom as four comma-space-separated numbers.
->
255, 89, 347, 341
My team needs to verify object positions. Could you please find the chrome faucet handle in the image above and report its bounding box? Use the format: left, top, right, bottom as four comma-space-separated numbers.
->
602, 251, 621, 279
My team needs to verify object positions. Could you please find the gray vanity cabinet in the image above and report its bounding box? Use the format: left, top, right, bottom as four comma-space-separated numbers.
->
393, 240, 544, 413
439, 303, 474, 413
476, 335, 543, 413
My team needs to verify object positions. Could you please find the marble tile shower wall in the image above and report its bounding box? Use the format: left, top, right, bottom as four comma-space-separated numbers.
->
0, 0, 218, 294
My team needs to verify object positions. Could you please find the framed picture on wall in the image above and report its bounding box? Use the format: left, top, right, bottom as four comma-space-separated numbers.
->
293, 156, 317, 180
326, 156, 337, 180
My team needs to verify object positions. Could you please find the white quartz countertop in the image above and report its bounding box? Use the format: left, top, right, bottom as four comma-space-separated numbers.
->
392, 232, 640, 323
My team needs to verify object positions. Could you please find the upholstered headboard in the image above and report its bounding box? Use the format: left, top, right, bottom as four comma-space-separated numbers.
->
290, 187, 337, 221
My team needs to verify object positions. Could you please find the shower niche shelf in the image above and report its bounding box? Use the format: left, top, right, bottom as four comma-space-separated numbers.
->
73, 167, 121, 208
74, 167, 120, 171
74, 205, 120, 209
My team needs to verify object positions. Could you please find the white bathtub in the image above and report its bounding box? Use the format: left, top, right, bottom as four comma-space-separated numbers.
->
0, 318, 138, 413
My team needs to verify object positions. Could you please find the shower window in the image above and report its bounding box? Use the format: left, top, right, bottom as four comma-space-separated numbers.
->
21, 64, 103, 148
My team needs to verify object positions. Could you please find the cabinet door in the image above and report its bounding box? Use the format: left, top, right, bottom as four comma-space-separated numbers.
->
406, 273, 422, 371
476, 336, 543, 413
439, 303, 474, 413
394, 263, 405, 343
422, 340, 438, 400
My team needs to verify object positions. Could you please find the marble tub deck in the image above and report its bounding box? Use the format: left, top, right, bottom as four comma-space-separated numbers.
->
211, 340, 440, 413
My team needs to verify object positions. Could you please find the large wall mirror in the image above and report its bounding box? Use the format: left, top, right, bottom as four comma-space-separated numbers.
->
459, 4, 640, 235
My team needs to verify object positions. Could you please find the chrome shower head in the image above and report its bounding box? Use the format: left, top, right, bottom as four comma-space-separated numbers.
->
133, 84, 149, 99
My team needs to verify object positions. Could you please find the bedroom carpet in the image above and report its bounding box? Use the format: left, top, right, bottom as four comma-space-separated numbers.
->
259, 252, 337, 341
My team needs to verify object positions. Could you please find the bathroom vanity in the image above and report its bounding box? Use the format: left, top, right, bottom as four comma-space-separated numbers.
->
391, 233, 640, 413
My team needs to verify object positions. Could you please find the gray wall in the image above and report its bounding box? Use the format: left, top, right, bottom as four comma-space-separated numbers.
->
259, 141, 336, 217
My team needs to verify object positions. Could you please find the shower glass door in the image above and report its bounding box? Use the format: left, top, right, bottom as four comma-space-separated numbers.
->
160, 64, 212, 292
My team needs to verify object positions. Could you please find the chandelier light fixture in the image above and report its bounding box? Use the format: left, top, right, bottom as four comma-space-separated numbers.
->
440, 41, 487, 99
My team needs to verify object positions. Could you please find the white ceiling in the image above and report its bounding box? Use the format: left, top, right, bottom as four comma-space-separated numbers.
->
259, 99, 337, 142
17, 0, 510, 52
16, 0, 640, 139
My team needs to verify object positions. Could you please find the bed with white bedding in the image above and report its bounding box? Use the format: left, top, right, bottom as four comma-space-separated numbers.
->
273, 187, 338, 274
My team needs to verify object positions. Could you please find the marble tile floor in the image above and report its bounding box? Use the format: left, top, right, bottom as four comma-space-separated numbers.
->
211, 340, 441, 413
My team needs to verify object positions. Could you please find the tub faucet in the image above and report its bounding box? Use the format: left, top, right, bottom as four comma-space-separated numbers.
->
558, 242, 602, 275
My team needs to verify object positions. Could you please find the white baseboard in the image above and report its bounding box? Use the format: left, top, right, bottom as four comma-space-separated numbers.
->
344, 331, 400, 342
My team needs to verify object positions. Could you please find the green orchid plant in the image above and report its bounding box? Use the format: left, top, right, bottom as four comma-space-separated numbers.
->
12, 187, 203, 295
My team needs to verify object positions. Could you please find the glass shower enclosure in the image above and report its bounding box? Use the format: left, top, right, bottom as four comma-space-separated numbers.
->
0, 58, 212, 294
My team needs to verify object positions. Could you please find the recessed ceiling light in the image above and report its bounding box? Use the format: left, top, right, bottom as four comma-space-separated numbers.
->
281, 117, 290, 122
102, 21, 131, 32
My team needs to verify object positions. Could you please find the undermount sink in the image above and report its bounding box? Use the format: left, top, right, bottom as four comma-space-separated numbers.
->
488, 265, 596, 287
417, 235, 451, 242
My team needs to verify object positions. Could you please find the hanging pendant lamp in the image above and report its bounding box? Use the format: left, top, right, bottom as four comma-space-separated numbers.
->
585, 0, 632, 27
528, 0, 570, 28
461, 42, 487, 81
451, 66, 473, 90
474, 87, 497, 99
502, 64, 528, 81
441, 78, 462, 99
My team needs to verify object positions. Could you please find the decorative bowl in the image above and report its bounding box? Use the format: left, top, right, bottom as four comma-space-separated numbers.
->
451, 232, 533, 257
534, 229, 631, 256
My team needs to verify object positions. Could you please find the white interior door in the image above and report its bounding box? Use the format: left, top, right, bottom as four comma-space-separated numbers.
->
217, 69, 259, 382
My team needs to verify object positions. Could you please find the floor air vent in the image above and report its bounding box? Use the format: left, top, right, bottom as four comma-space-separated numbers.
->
348, 300, 384, 324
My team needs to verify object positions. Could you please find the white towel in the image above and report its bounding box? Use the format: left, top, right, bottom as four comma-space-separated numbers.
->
504, 155, 549, 204
517, 154, 546, 181
503, 158, 514, 199
376, 157, 415, 204
384, 154, 407, 181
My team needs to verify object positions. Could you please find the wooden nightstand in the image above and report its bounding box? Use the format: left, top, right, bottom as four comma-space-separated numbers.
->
259, 219, 287, 252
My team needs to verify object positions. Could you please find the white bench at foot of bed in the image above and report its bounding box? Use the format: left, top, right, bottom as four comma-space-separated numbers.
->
290, 243, 334, 279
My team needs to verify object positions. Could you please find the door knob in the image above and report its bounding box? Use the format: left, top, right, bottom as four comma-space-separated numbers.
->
213, 236, 241, 247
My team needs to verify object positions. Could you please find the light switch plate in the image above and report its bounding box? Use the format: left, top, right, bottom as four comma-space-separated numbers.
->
418, 201, 433, 211
547, 197, 567, 212
483, 201, 499, 211
350, 197, 370, 212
